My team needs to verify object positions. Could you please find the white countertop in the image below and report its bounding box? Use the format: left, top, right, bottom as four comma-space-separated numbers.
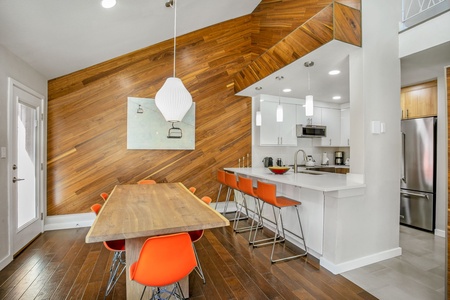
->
224, 167, 365, 192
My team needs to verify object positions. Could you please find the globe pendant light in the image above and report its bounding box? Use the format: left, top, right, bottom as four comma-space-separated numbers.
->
155, 0, 192, 123
304, 61, 314, 117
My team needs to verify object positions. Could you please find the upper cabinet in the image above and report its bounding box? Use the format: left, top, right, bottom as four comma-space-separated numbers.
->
260, 101, 297, 146
313, 107, 342, 147
401, 80, 437, 119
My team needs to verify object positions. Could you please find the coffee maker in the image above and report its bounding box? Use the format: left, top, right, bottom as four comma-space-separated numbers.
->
335, 151, 344, 165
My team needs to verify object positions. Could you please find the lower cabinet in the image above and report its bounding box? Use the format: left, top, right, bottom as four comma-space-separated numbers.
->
260, 101, 297, 146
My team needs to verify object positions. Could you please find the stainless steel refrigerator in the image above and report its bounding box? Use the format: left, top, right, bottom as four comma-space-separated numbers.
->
400, 117, 436, 232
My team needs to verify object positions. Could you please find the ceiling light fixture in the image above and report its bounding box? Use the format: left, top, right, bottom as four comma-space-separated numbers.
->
276, 76, 284, 122
101, 0, 116, 8
333, 96, 342, 100
329, 70, 340, 75
304, 61, 314, 117
283, 88, 292, 93
155, 0, 193, 123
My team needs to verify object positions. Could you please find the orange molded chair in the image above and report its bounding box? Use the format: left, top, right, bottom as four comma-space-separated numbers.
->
253, 181, 307, 263
130, 232, 197, 300
214, 169, 226, 209
188, 196, 212, 284
100, 192, 108, 202
235, 176, 264, 238
137, 179, 157, 184
90, 204, 126, 297
188, 186, 196, 194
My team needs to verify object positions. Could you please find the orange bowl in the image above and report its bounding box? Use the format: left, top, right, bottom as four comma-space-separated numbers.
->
268, 166, 290, 174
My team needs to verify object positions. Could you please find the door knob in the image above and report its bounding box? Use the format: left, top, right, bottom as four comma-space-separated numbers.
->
13, 177, 25, 183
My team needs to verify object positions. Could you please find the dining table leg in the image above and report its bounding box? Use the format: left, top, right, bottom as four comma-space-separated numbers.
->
126, 237, 189, 299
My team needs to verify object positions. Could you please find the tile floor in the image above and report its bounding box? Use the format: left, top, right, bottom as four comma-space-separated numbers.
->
342, 225, 446, 300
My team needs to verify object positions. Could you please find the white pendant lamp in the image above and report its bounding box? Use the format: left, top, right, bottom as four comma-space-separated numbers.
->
256, 111, 262, 126
276, 76, 283, 122
304, 61, 314, 117
155, 0, 192, 123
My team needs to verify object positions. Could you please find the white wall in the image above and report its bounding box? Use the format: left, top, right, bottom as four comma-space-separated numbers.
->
0, 45, 47, 270
342, 0, 403, 258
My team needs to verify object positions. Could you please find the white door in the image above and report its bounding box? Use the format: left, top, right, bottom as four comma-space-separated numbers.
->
9, 79, 44, 255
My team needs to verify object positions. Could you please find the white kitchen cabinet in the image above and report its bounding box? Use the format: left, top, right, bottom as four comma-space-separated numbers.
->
296, 105, 322, 126
340, 108, 350, 146
260, 101, 297, 146
313, 107, 341, 147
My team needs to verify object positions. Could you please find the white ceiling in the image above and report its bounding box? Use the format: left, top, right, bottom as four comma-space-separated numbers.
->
0, 0, 448, 103
0, 0, 260, 79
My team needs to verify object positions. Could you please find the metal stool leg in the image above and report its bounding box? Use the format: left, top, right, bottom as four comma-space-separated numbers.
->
192, 243, 206, 284
104, 250, 126, 298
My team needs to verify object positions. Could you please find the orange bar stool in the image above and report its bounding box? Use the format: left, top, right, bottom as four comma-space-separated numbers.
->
137, 179, 157, 184
129, 232, 197, 300
90, 204, 126, 297
235, 176, 264, 238
188, 196, 212, 284
100, 192, 108, 202
214, 169, 227, 210
188, 186, 196, 194
253, 181, 307, 263
224, 172, 249, 221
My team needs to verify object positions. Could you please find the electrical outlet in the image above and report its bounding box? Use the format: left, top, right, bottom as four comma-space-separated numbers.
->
0, 147, 6, 158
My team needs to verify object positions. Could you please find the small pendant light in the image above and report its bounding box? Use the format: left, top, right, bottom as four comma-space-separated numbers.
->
304, 61, 314, 117
256, 111, 262, 126
276, 76, 283, 122
155, 0, 193, 123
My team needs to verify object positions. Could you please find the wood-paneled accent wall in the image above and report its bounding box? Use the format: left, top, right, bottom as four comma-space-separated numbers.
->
47, 0, 361, 216
234, 1, 361, 94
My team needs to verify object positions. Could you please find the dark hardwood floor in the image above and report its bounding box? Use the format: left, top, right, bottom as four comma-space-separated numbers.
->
0, 222, 377, 299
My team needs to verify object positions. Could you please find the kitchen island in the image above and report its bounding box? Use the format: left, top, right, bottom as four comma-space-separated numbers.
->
225, 167, 401, 274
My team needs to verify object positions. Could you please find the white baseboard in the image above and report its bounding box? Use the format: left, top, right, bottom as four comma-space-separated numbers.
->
44, 213, 95, 231
434, 229, 446, 238
320, 247, 402, 275
0, 255, 13, 272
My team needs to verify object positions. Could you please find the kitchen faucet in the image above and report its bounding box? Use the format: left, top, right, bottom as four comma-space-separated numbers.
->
294, 149, 307, 173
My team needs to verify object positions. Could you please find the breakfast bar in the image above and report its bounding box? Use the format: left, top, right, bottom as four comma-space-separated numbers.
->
224, 167, 386, 275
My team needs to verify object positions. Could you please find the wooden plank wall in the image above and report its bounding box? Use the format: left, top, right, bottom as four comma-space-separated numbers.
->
47, 0, 361, 216
234, 1, 362, 94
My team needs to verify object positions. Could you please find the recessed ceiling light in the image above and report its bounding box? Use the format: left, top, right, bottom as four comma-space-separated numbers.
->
333, 96, 342, 100
283, 88, 292, 93
329, 70, 341, 75
102, 0, 116, 8
255, 86, 262, 90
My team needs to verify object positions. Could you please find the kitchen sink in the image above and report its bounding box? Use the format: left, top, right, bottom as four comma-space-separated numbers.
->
297, 171, 323, 175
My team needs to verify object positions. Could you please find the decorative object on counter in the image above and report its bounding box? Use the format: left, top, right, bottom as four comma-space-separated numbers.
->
238, 158, 241, 168
262, 157, 273, 167
268, 166, 290, 174
256, 110, 262, 126
304, 61, 314, 117
321, 152, 329, 165
247, 153, 250, 167
276, 76, 284, 122
276, 158, 283, 166
155, 0, 193, 123
335, 151, 344, 165
305, 155, 315, 167
345, 158, 350, 166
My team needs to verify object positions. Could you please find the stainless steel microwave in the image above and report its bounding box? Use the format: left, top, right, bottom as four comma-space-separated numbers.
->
296, 124, 327, 138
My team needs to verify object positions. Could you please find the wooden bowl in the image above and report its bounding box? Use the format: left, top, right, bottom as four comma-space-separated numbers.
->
268, 166, 290, 174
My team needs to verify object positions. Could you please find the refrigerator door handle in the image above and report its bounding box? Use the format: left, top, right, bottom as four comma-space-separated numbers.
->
400, 190, 429, 199
401, 131, 406, 183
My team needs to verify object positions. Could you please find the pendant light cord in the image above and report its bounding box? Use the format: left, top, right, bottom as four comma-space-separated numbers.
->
173, 0, 177, 77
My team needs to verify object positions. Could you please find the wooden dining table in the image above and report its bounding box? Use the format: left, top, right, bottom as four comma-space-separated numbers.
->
85, 182, 230, 299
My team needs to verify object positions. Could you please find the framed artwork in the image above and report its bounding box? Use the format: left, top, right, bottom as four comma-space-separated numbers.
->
127, 97, 195, 150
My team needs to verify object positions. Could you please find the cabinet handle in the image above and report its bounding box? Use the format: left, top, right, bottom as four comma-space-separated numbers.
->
329, 139, 331, 146
347, 139, 350, 146
406, 109, 409, 118
280, 137, 282, 144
